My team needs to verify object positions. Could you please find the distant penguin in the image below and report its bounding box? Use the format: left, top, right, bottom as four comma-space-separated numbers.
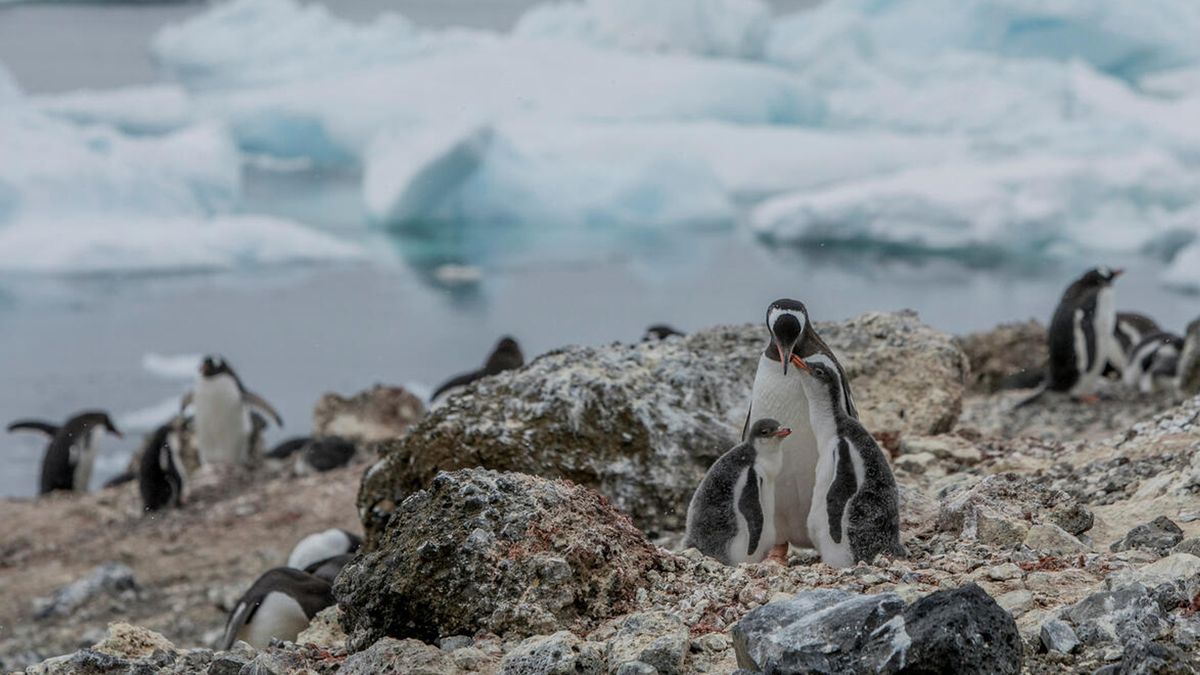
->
1106, 312, 1161, 376
685, 419, 792, 565
642, 324, 685, 341
287, 528, 363, 571
303, 553, 356, 584
1019, 267, 1122, 406
1123, 332, 1184, 393
744, 299, 857, 557
138, 416, 191, 512
220, 568, 333, 650
266, 436, 357, 474
793, 354, 903, 568
7, 411, 122, 495
430, 336, 524, 403
180, 356, 282, 467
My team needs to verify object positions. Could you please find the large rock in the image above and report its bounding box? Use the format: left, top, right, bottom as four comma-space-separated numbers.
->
499, 631, 603, 675
605, 612, 690, 675
336, 469, 662, 646
313, 384, 425, 444
358, 312, 967, 540
1111, 516, 1185, 554
956, 320, 1046, 393
1064, 584, 1168, 646
937, 473, 1093, 548
732, 584, 1021, 674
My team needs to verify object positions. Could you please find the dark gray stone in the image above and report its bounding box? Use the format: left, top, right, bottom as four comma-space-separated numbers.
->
499, 631, 602, 675
31, 562, 138, 619
1111, 517, 1185, 554
897, 583, 1023, 675
1065, 584, 1168, 646
1111, 639, 1200, 675
1039, 618, 1079, 654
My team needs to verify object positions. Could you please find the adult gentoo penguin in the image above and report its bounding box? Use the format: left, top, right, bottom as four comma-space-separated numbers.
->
138, 416, 190, 512
1124, 332, 1184, 393
180, 356, 282, 467
1020, 266, 1122, 406
744, 299, 857, 559
220, 568, 333, 649
7, 411, 122, 495
430, 336, 524, 402
685, 418, 792, 565
287, 528, 363, 570
793, 354, 903, 568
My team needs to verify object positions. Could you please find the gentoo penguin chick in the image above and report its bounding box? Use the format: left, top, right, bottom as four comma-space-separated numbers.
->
220, 568, 333, 650
430, 336, 524, 402
642, 324, 685, 341
303, 553, 356, 584
287, 528, 363, 570
793, 354, 903, 568
138, 416, 191, 512
1020, 267, 1122, 406
1124, 332, 1184, 393
7, 411, 122, 495
180, 356, 282, 468
1107, 312, 1161, 376
685, 419, 792, 565
744, 299, 857, 559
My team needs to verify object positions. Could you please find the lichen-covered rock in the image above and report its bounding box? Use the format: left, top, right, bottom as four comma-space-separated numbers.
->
339, 638, 472, 675
1040, 618, 1079, 654
358, 312, 967, 540
337, 469, 662, 646
957, 320, 1047, 393
499, 631, 603, 675
91, 622, 175, 660
1100, 639, 1200, 675
1064, 584, 1168, 646
605, 612, 689, 675
1024, 523, 1089, 556
937, 473, 1092, 547
313, 384, 425, 443
1111, 516, 1185, 554
296, 605, 346, 649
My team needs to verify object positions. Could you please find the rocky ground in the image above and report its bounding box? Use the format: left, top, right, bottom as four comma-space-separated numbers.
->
5, 313, 1200, 674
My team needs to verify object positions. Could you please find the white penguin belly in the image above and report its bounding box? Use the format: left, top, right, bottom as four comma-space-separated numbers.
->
807, 438, 853, 567
1074, 288, 1117, 395
194, 377, 250, 466
749, 356, 816, 548
239, 592, 309, 649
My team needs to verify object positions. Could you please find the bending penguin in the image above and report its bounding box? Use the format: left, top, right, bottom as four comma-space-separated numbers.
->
1019, 266, 1122, 406
793, 354, 903, 567
287, 528, 362, 570
138, 416, 191, 512
7, 411, 122, 495
744, 299, 857, 559
430, 336, 524, 403
685, 419, 792, 565
181, 356, 282, 467
220, 568, 333, 650
1124, 332, 1184, 393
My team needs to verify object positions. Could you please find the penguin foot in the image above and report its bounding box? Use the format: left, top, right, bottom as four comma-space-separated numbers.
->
765, 544, 789, 565
1076, 393, 1102, 404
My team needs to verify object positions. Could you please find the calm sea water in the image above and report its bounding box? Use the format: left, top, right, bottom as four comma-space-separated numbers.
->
0, 0, 1197, 498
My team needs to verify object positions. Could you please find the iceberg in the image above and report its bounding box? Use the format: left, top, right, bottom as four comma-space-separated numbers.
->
752, 149, 1200, 256
513, 0, 770, 59
34, 84, 195, 135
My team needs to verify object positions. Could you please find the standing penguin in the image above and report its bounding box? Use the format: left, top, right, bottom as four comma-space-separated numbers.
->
793, 354, 903, 568
685, 419, 792, 565
138, 416, 190, 512
180, 356, 282, 468
1123, 332, 1184, 393
1022, 267, 1122, 406
220, 568, 333, 650
744, 299, 857, 559
430, 336, 524, 403
7, 411, 122, 495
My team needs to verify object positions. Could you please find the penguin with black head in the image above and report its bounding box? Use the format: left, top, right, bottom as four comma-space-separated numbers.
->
181, 356, 282, 468
7, 410, 122, 495
430, 336, 524, 403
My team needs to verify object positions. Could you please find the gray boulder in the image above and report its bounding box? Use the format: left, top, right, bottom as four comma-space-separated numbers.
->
358, 312, 967, 541
1111, 516, 1185, 554
606, 612, 690, 675
337, 469, 662, 647
1039, 618, 1079, 654
1064, 584, 1168, 647
31, 562, 138, 619
500, 631, 603, 675
896, 583, 1023, 675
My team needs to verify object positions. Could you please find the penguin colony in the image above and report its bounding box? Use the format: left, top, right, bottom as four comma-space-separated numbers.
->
4, 266, 1189, 647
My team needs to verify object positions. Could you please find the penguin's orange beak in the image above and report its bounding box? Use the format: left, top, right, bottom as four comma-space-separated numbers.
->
790, 354, 809, 372
1112, 268, 1125, 278
774, 427, 792, 438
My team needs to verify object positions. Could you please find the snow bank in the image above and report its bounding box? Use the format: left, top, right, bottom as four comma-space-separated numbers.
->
513, 0, 770, 59
34, 84, 194, 135
752, 150, 1200, 256
365, 120, 968, 228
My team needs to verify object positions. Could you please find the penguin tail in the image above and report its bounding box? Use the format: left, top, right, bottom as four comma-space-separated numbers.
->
6, 420, 59, 436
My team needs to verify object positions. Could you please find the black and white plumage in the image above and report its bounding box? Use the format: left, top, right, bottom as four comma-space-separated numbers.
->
180, 356, 282, 467
266, 436, 357, 474
430, 336, 524, 403
303, 553, 356, 584
793, 354, 903, 568
287, 528, 363, 571
1108, 312, 1161, 375
1123, 332, 1183, 393
685, 419, 792, 565
743, 299, 857, 552
642, 324, 685, 341
138, 416, 190, 512
220, 568, 333, 650
7, 411, 122, 495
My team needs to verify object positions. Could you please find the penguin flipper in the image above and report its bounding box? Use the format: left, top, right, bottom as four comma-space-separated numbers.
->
6, 420, 59, 436
243, 391, 283, 427
220, 599, 255, 651
739, 406, 751, 442
179, 390, 194, 413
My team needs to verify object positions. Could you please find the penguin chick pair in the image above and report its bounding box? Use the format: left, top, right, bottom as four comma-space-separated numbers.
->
7, 411, 122, 495
686, 354, 901, 568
